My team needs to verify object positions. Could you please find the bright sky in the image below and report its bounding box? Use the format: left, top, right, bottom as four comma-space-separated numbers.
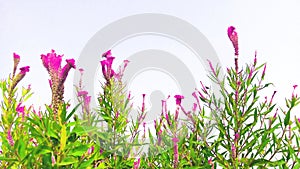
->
1, 0, 300, 119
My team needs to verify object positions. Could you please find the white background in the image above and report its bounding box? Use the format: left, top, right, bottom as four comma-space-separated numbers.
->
1, 0, 300, 117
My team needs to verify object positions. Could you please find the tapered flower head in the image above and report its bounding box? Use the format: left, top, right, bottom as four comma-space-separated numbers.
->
41, 50, 76, 118
20, 66, 30, 75
174, 95, 184, 105
13, 53, 20, 77
228, 26, 239, 56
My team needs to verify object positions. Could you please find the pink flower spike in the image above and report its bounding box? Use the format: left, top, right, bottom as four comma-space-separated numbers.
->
79, 68, 84, 74
133, 158, 141, 169
293, 85, 298, 90
13, 53, 20, 59
78, 90, 88, 97
172, 137, 179, 143
192, 103, 197, 112
298, 118, 300, 123
254, 51, 257, 65
7, 128, 14, 147
51, 154, 56, 166
102, 50, 112, 58
174, 95, 184, 105
142, 94, 146, 112
20, 66, 30, 74
227, 26, 239, 56
87, 146, 94, 155
234, 132, 240, 142
16, 103, 25, 121
60, 59, 76, 82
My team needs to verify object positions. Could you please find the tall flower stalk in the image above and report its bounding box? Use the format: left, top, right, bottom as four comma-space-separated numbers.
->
41, 50, 76, 119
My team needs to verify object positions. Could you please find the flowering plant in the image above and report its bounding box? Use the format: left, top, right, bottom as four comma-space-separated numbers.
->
0, 26, 300, 168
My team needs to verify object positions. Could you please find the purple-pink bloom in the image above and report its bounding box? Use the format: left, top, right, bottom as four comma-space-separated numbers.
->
59, 59, 76, 84
102, 50, 112, 58
16, 103, 25, 121
297, 118, 300, 123
7, 128, 14, 147
13, 53, 20, 59
41, 50, 76, 117
87, 146, 94, 155
20, 66, 30, 75
133, 158, 141, 169
51, 154, 56, 166
231, 144, 236, 158
100, 52, 116, 82
78, 90, 88, 97
234, 132, 239, 142
142, 94, 146, 112
227, 26, 239, 56
174, 95, 184, 105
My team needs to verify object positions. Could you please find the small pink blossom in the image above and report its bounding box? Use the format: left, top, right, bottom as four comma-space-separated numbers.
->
142, 94, 146, 112
51, 154, 56, 166
20, 66, 30, 75
133, 158, 141, 169
87, 146, 94, 155
78, 90, 88, 97
208, 157, 214, 169
16, 103, 25, 121
102, 50, 112, 58
7, 128, 14, 147
231, 144, 236, 158
174, 95, 184, 105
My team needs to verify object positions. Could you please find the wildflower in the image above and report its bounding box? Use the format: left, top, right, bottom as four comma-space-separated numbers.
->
231, 143, 236, 158
292, 85, 298, 99
87, 146, 94, 155
102, 49, 112, 58
133, 158, 141, 169
100, 51, 116, 83
174, 95, 184, 105
51, 154, 56, 166
78, 90, 88, 97
41, 50, 76, 118
13, 53, 20, 77
16, 103, 25, 121
7, 128, 14, 147
234, 132, 240, 143
157, 129, 162, 145
142, 94, 146, 113
227, 26, 239, 56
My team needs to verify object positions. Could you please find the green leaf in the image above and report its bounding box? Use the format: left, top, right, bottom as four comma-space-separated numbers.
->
57, 157, 78, 166
18, 139, 26, 160
284, 110, 291, 126
68, 145, 89, 156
